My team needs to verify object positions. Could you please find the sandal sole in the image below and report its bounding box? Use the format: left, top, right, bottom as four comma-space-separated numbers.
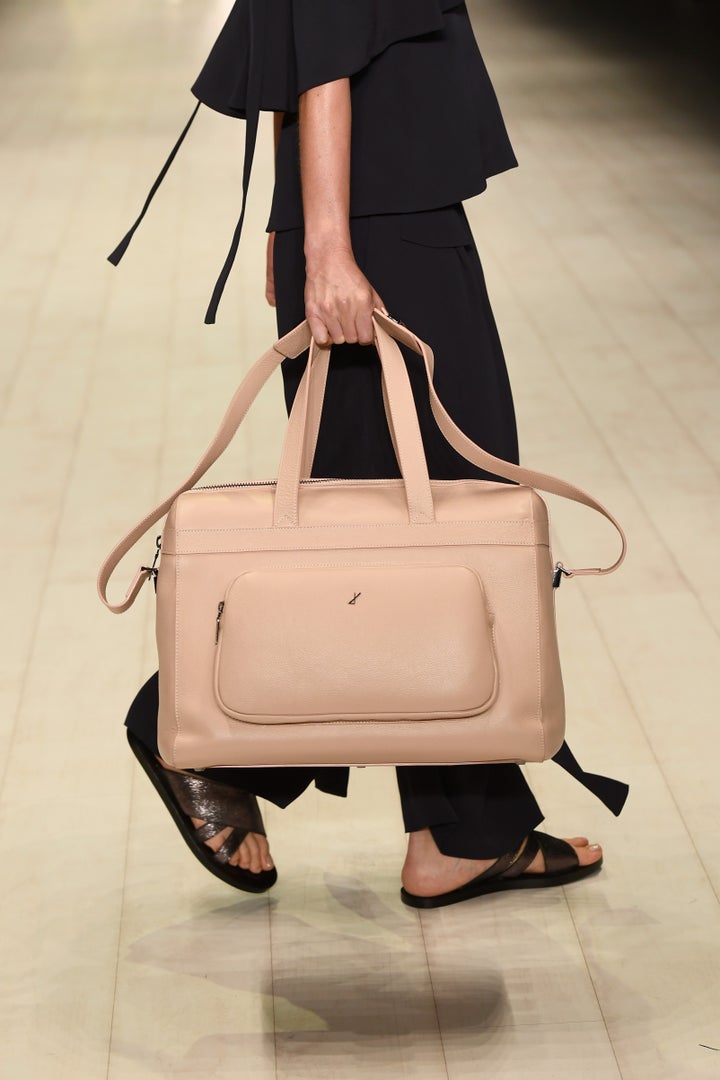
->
127, 730, 277, 894
400, 857, 603, 909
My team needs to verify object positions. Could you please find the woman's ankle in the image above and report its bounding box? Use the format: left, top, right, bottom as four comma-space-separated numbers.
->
402, 828, 496, 896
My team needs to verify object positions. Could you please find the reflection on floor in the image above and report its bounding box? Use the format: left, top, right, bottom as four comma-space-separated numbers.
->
0, 0, 719, 1076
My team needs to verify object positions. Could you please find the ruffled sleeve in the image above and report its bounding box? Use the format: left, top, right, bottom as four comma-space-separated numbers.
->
191, 0, 463, 116
108, 0, 466, 324
190, 0, 296, 118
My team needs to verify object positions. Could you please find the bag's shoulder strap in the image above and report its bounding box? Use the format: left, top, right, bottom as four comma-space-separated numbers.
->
97, 321, 312, 613
373, 313, 627, 579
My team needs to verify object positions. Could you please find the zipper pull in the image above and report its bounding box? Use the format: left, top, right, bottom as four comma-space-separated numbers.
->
140, 535, 162, 594
215, 601, 225, 645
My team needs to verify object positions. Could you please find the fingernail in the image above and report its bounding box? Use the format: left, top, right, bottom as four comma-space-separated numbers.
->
589, 844, 601, 851
264, 858, 274, 870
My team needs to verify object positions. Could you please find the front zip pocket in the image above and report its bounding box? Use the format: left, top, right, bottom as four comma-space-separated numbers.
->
214, 563, 498, 724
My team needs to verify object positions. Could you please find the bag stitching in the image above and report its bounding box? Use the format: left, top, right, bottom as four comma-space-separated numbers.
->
171, 541, 548, 555
175, 519, 537, 532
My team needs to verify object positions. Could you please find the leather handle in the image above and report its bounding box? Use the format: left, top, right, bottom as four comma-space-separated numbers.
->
273, 325, 435, 527
298, 322, 434, 477
97, 310, 626, 614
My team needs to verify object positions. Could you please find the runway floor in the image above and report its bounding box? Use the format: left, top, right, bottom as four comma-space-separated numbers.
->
1, 0, 719, 1076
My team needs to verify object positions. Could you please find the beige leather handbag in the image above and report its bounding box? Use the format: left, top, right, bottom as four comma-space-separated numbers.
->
98, 311, 626, 770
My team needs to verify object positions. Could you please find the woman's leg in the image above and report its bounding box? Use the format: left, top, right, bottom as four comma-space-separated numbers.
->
125, 671, 349, 876
124, 672, 348, 807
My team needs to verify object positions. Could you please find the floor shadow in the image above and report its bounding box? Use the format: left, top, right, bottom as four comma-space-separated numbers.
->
124, 894, 511, 1027
112, 879, 661, 1075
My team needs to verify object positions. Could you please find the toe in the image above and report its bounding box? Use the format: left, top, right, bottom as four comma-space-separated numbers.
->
574, 841, 602, 867
250, 835, 267, 874
244, 834, 261, 872
228, 832, 273, 873
245, 834, 273, 873
257, 835, 274, 871
233, 834, 254, 870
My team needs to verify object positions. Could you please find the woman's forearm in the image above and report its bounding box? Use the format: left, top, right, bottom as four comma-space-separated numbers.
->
297, 77, 384, 344
298, 78, 353, 268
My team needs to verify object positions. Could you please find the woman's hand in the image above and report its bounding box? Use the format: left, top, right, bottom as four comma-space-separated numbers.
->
265, 231, 276, 307
305, 243, 386, 346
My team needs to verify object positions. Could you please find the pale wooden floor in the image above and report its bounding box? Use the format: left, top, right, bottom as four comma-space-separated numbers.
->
1, 0, 719, 1076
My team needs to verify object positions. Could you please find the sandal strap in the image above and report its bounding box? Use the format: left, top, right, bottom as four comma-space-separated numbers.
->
213, 826, 249, 866
160, 768, 266, 835
534, 831, 580, 874
194, 821, 225, 843
472, 844, 528, 883
502, 830, 579, 879
501, 832, 541, 878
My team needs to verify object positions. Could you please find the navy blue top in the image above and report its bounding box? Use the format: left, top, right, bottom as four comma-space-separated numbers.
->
109, 0, 518, 322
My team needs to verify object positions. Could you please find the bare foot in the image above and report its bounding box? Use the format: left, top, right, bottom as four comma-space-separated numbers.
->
157, 757, 274, 873
401, 828, 602, 898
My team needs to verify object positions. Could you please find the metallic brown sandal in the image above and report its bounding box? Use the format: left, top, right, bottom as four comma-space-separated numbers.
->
127, 730, 277, 893
400, 830, 602, 909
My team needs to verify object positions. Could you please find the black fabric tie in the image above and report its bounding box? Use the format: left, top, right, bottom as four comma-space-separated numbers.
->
203, 0, 266, 324
552, 741, 629, 816
107, 1, 267, 324
107, 100, 202, 268
202, 104, 260, 324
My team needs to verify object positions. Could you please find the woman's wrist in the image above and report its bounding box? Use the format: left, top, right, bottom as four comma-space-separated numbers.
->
304, 229, 354, 271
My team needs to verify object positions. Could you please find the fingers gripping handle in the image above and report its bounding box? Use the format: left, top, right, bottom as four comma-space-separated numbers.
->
299, 320, 434, 478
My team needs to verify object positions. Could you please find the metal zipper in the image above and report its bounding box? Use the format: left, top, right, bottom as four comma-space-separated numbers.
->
215, 600, 225, 644
195, 478, 338, 491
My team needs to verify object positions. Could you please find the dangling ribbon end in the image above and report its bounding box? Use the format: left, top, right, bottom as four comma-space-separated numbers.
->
552, 741, 630, 817
107, 231, 134, 267
105, 101, 201, 273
